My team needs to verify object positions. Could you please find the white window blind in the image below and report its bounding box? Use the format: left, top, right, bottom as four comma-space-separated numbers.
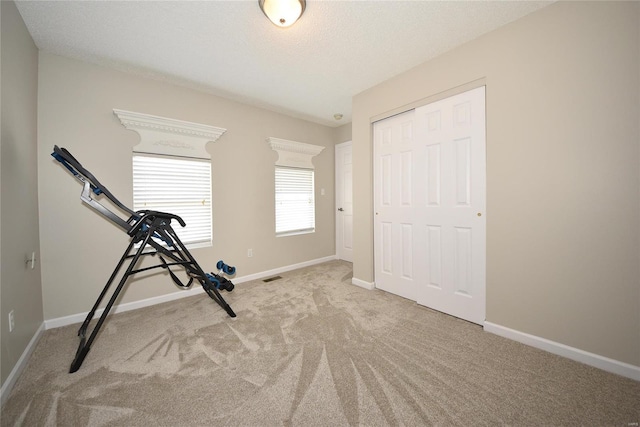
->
133, 154, 212, 247
275, 167, 315, 235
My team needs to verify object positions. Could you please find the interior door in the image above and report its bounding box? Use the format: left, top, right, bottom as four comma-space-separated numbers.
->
373, 110, 417, 301
335, 141, 353, 262
415, 86, 486, 324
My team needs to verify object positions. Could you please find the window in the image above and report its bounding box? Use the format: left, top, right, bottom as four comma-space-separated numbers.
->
133, 154, 212, 248
113, 108, 227, 249
266, 137, 325, 237
275, 167, 315, 235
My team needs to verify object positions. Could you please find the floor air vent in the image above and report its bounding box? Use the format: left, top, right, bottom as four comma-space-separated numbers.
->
263, 275, 282, 283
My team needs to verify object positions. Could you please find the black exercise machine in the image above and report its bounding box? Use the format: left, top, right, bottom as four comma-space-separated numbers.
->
51, 145, 237, 373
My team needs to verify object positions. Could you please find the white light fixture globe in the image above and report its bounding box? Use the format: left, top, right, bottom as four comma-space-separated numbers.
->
259, 0, 306, 28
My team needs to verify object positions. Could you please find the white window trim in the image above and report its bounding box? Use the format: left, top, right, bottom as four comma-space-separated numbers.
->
267, 137, 324, 237
113, 109, 226, 160
266, 137, 325, 169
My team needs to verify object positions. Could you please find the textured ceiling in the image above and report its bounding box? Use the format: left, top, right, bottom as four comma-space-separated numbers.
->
16, 0, 552, 127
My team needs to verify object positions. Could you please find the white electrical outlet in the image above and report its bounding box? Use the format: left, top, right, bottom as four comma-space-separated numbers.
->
8, 310, 15, 333
248, 248, 253, 258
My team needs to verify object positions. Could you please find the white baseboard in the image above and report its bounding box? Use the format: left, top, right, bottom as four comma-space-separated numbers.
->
45, 285, 206, 329
45, 255, 338, 330
233, 255, 337, 285
351, 277, 375, 290
0, 322, 45, 407
484, 321, 640, 381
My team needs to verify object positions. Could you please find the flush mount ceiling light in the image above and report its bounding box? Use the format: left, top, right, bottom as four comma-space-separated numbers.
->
259, 0, 306, 28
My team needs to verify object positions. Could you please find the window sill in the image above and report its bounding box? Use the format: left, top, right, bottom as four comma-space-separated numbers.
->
185, 241, 213, 250
276, 229, 315, 238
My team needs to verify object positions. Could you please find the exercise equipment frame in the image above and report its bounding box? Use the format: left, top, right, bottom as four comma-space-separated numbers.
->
51, 145, 236, 373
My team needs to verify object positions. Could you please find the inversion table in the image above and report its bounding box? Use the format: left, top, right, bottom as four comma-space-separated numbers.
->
52, 145, 237, 373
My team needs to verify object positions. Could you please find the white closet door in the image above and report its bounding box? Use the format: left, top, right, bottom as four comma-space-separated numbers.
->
415, 86, 486, 324
374, 86, 486, 325
373, 110, 418, 301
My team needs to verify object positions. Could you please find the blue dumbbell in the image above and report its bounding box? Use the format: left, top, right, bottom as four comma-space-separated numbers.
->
205, 273, 234, 292
216, 260, 236, 275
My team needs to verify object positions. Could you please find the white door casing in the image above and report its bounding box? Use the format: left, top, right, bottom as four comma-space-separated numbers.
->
335, 141, 353, 262
373, 86, 486, 325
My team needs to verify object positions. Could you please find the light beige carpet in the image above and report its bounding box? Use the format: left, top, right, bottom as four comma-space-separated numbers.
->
2, 260, 639, 426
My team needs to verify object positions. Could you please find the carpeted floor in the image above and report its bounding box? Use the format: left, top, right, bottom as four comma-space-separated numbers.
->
2, 260, 639, 426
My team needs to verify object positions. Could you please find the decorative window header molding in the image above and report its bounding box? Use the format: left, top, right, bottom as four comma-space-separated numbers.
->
113, 109, 227, 159
266, 137, 325, 169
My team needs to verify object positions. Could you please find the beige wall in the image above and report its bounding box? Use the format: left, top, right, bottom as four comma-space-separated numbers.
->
1, 1, 44, 386
352, 1, 640, 366
37, 53, 337, 320
333, 122, 352, 145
